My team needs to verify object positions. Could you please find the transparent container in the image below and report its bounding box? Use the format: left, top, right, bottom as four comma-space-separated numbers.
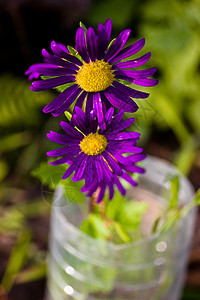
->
46, 157, 196, 300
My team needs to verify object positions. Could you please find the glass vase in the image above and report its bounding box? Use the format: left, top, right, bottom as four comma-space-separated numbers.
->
45, 156, 196, 300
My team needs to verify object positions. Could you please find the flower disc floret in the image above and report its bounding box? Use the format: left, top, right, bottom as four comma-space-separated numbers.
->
76, 60, 114, 92
80, 132, 108, 155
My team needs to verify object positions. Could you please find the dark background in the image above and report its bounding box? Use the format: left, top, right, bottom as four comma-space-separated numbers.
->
0, 0, 200, 299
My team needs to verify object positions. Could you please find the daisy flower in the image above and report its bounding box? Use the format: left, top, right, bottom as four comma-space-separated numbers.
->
47, 107, 146, 203
26, 19, 158, 122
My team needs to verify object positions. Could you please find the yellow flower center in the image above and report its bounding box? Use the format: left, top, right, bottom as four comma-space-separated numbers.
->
75, 60, 115, 92
80, 132, 108, 156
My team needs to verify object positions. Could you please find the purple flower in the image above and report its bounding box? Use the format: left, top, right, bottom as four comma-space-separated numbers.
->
47, 107, 146, 203
26, 19, 158, 122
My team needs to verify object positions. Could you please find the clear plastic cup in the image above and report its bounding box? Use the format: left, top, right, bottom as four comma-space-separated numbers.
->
46, 156, 196, 300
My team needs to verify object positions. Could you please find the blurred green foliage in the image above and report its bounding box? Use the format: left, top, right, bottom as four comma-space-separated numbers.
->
138, 0, 200, 173
0, 0, 200, 298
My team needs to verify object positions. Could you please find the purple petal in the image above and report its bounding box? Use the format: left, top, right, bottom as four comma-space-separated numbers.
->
72, 106, 89, 133
119, 145, 143, 153
28, 62, 59, 72
106, 117, 135, 134
93, 93, 106, 131
86, 27, 97, 61
43, 84, 77, 113
85, 183, 98, 197
31, 76, 75, 92
74, 91, 87, 108
25, 70, 40, 81
30, 66, 76, 77
51, 87, 82, 116
88, 109, 98, 133
106, 131, 140, 140
96, 185, 106, 203
62, 152, 85, 179
115, 67, 157, 79
121, 172, 137, 187
49, 150, 78, 166
86, 92, 93, 115
94, 155, 104, 183
47, 131, 80, 145
112, 52, 151, 69
97, 19, 112, 59
127, 153, 147, 163
47, 145, 80, 157
104, 87, 138, 113
109, 38, 145, 64
112, 109, 124, 122
102, 152, 123, 176
105, 29, 131, 62
51, 41, 83, 66
60, 121, 83, 138
100, 156, 113, 181
75, 27, 90, 63
123, 164, 145, 173
112, 81, 149, 99
114, 176, 126, 195
107, 151, 132, 166
132, 78, 159, 87
72, 154, 88, 181
84, 157, 95, 188
108, 182, 114, 200
42, 49, 79, 70
105, 107, 114, 125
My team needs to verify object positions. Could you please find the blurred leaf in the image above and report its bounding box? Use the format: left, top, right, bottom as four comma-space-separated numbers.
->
15, 262, 46, 284
181, 189, 200, 218
87, 0, 138, 28
112, 221, 131, 243
174, 137, 198, 175
165, 174, 180, 209
0, 131, 32, 153
0, 74, 53, 128
32, 162, 85, 203
151, 90, 190, 144
0, 208, 24, 233
81, 214, 110, 239
0, 160, 9, 182
118, 201, 148, 230
1, 231, 32, 292
31, 162, 65, 189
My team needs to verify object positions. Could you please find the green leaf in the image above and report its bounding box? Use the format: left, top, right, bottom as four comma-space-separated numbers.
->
181, 189, 200, 218
119, 201, 148, 230
32, 162, 85, 203
16, 262, 46, 284
81, 214, 110, 239
0, 131, 32, 153
112, 221, 131, 243
165, 174, 180, 209
79, 22, 87, 34
107, 38, 116, 51
64, 111, 72, 121
31, 162, 66, 189
67, 46, 84, 63
105, 190, 125, 220
1, 231, 32, 292
159, 208, 181, 232
0, 73, 53, 128
55, 82, 75, 93
0, 160, 9, 181
174, 137, 197, 175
